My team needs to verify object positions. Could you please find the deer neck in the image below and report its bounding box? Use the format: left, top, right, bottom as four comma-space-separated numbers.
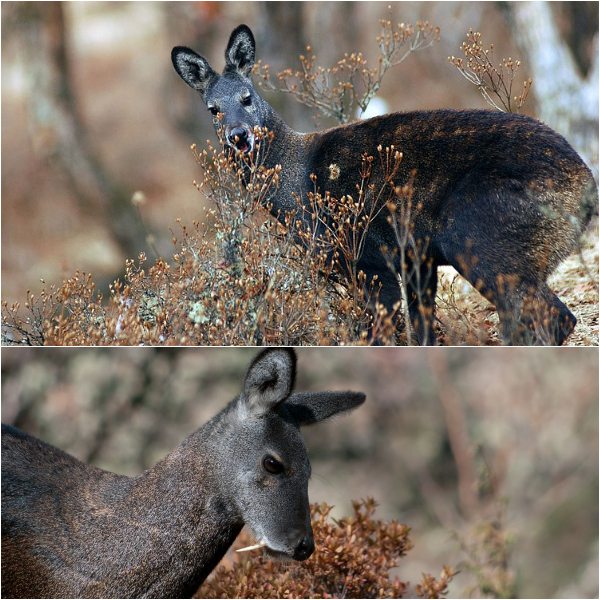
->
257, 103, 309, 214
85, 430, 242, 597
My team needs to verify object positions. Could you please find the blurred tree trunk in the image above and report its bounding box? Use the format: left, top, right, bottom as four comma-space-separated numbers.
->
257, 1, 307, 63
162, 1, 221, 141
312, 2, 358, 67
503, 1, 599, 173
257, 2, 314, 129
14, 2, 145, 259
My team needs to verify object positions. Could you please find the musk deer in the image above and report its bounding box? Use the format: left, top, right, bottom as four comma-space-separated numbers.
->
1, 348, 365, 599
172, 25, 597, 345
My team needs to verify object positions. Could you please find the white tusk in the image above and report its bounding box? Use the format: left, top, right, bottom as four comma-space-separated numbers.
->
236, 542, 265, 553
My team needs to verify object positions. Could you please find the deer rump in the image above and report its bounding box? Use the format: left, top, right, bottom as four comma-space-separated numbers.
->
172, 24, 597, 345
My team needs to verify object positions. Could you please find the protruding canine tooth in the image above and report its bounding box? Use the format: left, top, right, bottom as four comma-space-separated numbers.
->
235, 544, 263, 553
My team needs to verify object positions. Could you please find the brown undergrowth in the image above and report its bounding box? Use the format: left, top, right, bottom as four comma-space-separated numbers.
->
196, 498, 455, 599
1, 130, 397, 346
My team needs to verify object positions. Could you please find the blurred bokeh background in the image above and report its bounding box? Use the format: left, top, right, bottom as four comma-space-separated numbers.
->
2, 1, 598, 312
2, 347, 598, 598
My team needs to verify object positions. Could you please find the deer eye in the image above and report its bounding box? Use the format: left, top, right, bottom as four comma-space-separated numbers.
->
241, 95, 252, 107
208, 106, 219, 116
262, 455, 284, 475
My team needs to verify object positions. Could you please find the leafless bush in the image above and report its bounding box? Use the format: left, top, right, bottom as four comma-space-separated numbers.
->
449, 29, 532, 113
256, 17, 439, 125
2, 128, 396, 345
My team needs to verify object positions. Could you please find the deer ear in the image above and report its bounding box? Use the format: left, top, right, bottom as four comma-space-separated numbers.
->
240, 349, 297, 416
224, 24, 255, 77
285, 391, 366, 426
171, 46, 218, 96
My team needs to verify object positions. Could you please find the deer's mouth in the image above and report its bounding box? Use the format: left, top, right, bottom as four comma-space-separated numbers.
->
227, 127, 255, 155
235, 138, 252, 153
261, 545, 315, 564
236, 537, 313, 562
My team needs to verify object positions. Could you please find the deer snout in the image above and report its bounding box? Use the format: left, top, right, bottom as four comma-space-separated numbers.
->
227, 126, 252, 153
293, 535, 315, 561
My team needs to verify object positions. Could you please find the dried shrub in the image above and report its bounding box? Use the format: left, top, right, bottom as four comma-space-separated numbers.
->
452, 501, 516, 599
256, 17, 439, 125
434, 269, 499, 346
449, 29, 532, 113
197, 498, 455, 599
1, 130, 397, 346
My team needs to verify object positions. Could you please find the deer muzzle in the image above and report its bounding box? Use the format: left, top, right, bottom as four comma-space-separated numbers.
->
293, 535, 315, 561
227, 126, 254, 154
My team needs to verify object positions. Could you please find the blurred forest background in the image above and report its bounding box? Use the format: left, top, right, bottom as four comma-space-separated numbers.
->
2, 1, 598, 343
2, 347, 598, 598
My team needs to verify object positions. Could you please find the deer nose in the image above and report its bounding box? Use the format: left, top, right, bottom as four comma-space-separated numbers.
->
293, 535, 315, 561
228, 127, 247, 146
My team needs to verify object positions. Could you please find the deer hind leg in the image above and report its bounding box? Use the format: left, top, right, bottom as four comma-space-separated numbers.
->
547, 289, 577, 345
438, 188, 577, 345
453, 264, 575, 346
498, 281, 576, 346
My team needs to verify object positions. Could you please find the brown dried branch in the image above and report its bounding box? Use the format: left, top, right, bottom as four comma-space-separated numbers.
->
449, 29, 532, 112
255, 17, 439, 125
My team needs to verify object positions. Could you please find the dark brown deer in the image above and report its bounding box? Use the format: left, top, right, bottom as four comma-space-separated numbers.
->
171, 25, 597, 345
1, 349, 365, 599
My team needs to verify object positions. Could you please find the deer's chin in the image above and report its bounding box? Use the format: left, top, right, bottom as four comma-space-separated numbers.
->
262, 546, 299, 562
